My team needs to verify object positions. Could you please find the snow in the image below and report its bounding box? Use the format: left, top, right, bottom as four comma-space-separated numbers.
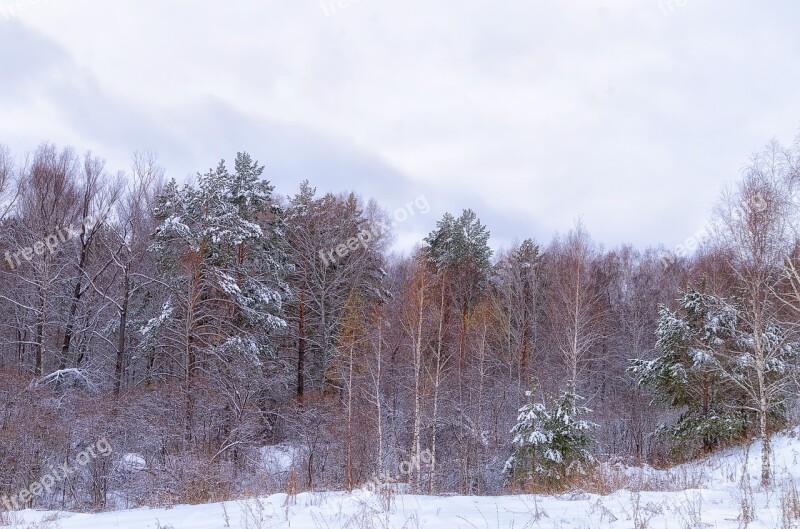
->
8, 430, 800, 528
119, 453, 147, 473
0, 491, 761, 529
258, 444, 299, 475
688, 348, 714, 367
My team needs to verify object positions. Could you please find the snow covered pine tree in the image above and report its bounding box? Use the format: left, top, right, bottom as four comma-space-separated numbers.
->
630, 283, 798, 484
505, 382, 594, 491
151, 152, 289, 445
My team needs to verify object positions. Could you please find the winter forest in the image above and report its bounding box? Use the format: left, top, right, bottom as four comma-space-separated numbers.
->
1, 133, 800, 518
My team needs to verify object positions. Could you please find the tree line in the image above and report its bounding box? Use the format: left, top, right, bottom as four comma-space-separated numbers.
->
0, 136, 798, 510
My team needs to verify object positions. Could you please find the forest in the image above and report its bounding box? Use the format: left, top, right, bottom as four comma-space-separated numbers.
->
1, 135, 799, 511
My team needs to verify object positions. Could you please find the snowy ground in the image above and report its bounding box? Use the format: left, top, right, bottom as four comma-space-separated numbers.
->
6, 430, 800, 529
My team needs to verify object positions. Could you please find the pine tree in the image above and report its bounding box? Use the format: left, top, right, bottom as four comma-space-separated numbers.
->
423, 209, 492, 369
151, 152, 289, 438
424, 209, 492, 272
154, 152, 288, 358
630, 284, 796, 458
629, 286, 750, 453
505, 383, 594, 490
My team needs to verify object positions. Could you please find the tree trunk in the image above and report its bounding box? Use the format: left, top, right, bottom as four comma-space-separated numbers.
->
759, 371, 771, 486
760, 404, 771, 487
114, 263, 130, 397
184, 250, 202, 443
297, 291, 306, 401
475, 313, 488, 494
345, 342, 354, 489
59, 238, 89, 370
411, 273, 425, 493
374, 319, 384, 480
429, 279, 446, 494
35, 287, 46, 377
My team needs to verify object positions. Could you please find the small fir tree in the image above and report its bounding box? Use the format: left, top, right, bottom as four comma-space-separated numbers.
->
505, 382, 595, 489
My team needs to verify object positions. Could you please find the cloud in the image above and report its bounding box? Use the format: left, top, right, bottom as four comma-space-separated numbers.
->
3, 0, 800, 253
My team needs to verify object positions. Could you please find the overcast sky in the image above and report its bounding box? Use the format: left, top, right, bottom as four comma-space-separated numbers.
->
2, 0, 800, 254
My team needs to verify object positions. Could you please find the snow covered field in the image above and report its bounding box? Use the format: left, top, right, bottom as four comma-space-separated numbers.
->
6, 430, 800, 529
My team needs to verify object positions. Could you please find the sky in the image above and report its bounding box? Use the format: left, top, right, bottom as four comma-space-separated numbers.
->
1, 0, 800, 255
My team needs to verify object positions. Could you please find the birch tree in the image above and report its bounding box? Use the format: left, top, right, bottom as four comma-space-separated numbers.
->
710, 142, 799, 486
546, 222, 605, 395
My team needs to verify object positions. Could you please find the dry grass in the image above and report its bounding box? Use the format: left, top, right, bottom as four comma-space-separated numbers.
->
780, 479, 800, 529
567, 459, 706, 496
0, 512, 62, 529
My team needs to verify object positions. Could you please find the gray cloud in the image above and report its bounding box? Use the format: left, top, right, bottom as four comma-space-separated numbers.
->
3, 0, 800, 254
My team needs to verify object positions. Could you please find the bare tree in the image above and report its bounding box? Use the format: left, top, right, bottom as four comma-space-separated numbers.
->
283, 183, 388, 400
711, 141, 799, 486
0, 145, 20, 222
546, 222, 606, 395
13, 145, 80, 376
401, 254, 430, 493
58, 152, 123, 370
89, 152, 162, 395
